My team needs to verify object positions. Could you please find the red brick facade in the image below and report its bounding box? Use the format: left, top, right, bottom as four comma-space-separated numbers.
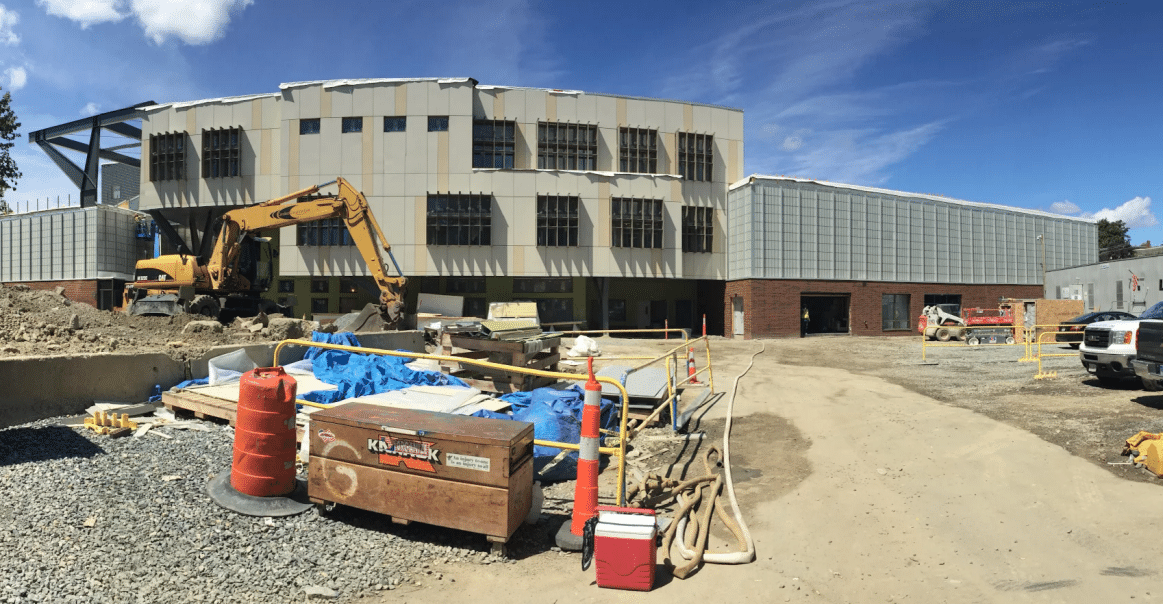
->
724, 279, 1044, 338
5, 280, 100, 308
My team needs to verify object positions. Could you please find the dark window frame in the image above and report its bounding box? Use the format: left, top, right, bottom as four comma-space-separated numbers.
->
428, 116, 449, 132
538, 122, 598, 171
681, 206, 713, 253
277, 279, 295, 293
201, 126, 242, 179
513, 277, 573, 294
537, 195, 580, 247
297, 218, 354, 247
148, 132, 187, 182
677, 132, 713, 181
310, 278, 330, 294
299, 118, 321, 135
426, 194, 492, 246
619, 127, 658, 173
383, 116, 406, 132
611, 197, 664, 249
472, 119, 516, 169
447, 277, 486, 294
341, 117, 363, 133
311, 297, 330, 313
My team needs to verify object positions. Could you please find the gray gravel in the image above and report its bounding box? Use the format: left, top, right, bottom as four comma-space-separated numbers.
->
0, 417, 539, 603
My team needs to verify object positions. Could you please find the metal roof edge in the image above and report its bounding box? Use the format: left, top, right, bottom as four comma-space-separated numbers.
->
144, 92, 280, 113
737, 174, 1097, 224
279, 77, 476, 91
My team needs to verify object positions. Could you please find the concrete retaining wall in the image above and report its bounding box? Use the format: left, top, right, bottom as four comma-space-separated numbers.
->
0, 330, 427, 429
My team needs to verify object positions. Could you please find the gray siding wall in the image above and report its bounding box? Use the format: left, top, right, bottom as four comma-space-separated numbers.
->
729, 179, 1097, 285
1047, 255, 1163, 313
0, 206, 141, 281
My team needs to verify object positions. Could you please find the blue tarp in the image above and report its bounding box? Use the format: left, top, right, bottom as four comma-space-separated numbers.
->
305, 331, 359, 360
300, 332, 468, 405
473, 385, 620, 482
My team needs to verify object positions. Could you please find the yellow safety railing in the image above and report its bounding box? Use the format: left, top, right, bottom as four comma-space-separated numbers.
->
273, 338, 634, 505
1033, 324, 1084, 379
920, 325, 1019, 362
558, 328, 691, 341
621, 336, 715, 435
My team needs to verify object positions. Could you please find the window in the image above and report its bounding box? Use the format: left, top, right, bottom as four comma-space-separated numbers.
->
339, 278, 362, 294
677, 132, 713, 181
419, 277, 440, 294
447, 277, 486, 294
202, 126, 242, 178
463, 298, 487, 318
537, 196, 579, 247
536, 298, 574, 324
278, 279, 295, 293
472, 119, 516, 168
341, 117, 363, 133
426, 194, 492, 246
299, 118, 321, 135
882, 294, 911, 330
384, 116, 406, 132
682, 206, 713, 253
538, 122, 598, 170
611, 198, 663, 249
311, 278, 330, 294
149, 132, 186, 181
619, 127, 657, 173
513, 278, 573, 294
923, 294, 962, 315
311, 298, 330, 313
428, 116, 449, 132
113, 185, 121, 199
1117, 280, 1124, 308
608, 299, 627, 322
297, 218, 354, 247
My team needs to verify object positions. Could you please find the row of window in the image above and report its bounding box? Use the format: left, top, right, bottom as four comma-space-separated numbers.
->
882, 293, 966, 331
297, 194, 713, 252
150, 119, 717, 183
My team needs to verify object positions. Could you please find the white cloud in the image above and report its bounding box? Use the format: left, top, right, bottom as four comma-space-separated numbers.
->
781, 129, 811, 152
36, 0, 125, 27
131, 0, 253, 45
1088, 197, 1158, 230
0, 4, 18, 45
4, 66, 25, 90
80, 102, 100, 116
1050, 200, 1081, 214
772, 120, 946, 185
36, 0, 252, 45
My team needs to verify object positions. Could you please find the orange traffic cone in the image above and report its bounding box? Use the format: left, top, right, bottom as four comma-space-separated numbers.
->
687, 347, 700, 384
570, 357, 603, 537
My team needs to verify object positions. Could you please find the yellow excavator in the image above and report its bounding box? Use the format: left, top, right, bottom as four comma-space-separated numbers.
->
124, 177, 406, 326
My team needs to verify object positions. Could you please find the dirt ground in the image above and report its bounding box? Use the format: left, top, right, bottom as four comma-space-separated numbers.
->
0, 283, 314, 361
365, 334, 1163, 603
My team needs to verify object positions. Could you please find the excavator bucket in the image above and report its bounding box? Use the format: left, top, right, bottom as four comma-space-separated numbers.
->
126, 294, 183, 317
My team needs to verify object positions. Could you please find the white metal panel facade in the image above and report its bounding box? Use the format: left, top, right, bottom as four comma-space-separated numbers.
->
728, 177, 1097, 284
0, 206, 141, 281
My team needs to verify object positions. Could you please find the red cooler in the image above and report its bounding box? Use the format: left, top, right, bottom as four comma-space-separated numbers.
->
593, 506, 657, 591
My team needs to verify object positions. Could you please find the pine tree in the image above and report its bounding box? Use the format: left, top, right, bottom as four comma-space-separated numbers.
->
0, 88, 20, 206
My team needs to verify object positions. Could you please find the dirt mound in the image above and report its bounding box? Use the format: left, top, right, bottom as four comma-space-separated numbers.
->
0, 284, 312, 361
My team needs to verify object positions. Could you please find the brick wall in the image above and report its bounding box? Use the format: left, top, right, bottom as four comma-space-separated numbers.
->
724, 279, 1044, 339
6, 280, 99, 308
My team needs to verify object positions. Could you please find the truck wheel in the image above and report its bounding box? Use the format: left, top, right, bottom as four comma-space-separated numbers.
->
1142, 378, 1161, 392
188, 295, 220, 319
936, 328, 952, 342
1005, 335, 1015, 345
967, 336, 981, 346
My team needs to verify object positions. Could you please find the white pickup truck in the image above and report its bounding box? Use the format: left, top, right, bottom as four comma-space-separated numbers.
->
1080, 301, 1163, 386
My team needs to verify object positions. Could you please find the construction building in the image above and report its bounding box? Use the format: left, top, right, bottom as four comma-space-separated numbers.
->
134, 78, 743, 331
725, 176, 1097, 338
1045, 245, 1163, 315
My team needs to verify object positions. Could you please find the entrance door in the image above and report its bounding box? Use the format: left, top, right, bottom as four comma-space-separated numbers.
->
732, 297, 744, 336
800, 294, 851, 335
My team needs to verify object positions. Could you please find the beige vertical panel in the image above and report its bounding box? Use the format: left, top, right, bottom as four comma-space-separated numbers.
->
288, 121, 300, 191
260, 130, 272, 175
616, 98, 627, 126
671, 179, 681, 202
437, 131, 449, 192
251, 100, 262, 132
545, 94, 557, 121
186, 109, 196, 134
513, 244, 525, 274
683, 104, 693, 130
493, 92, 505, 121
598, 181, 610, 247
414, 197, 426, 273
730, 141, 741, 183
320, 89, 331, 118
362, 127, 374, 195
395, 84, 407, 115
714, 209, 724, 253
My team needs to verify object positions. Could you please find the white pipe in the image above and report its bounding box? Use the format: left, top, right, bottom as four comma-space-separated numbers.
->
674, 342, 763, 564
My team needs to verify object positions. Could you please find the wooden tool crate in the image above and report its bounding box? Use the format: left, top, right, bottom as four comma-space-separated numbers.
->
440, 333, 561, 393
307, 403, 534, 551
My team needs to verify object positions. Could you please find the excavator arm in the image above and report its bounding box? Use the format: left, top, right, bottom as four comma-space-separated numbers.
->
206, 177, 407, 325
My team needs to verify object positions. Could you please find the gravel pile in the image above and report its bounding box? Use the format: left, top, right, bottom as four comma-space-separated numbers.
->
0, 415, 536, 603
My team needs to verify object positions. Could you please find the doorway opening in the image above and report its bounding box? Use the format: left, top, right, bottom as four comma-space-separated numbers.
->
800, 294, 850, 335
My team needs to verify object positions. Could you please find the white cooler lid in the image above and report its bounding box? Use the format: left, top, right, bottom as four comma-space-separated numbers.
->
596, 510, 657, 539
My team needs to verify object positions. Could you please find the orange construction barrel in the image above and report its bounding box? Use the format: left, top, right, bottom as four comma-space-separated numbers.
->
231, 367, 298, 497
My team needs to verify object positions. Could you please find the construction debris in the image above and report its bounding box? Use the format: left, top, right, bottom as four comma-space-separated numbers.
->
83, 411, 138, 436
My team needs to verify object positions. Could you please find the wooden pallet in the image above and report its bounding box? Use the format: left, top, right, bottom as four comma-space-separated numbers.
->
162, 390, 238, 425
440, 333, 562, 393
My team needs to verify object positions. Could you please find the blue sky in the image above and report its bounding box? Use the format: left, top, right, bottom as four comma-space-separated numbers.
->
1, 0, 1160, 243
